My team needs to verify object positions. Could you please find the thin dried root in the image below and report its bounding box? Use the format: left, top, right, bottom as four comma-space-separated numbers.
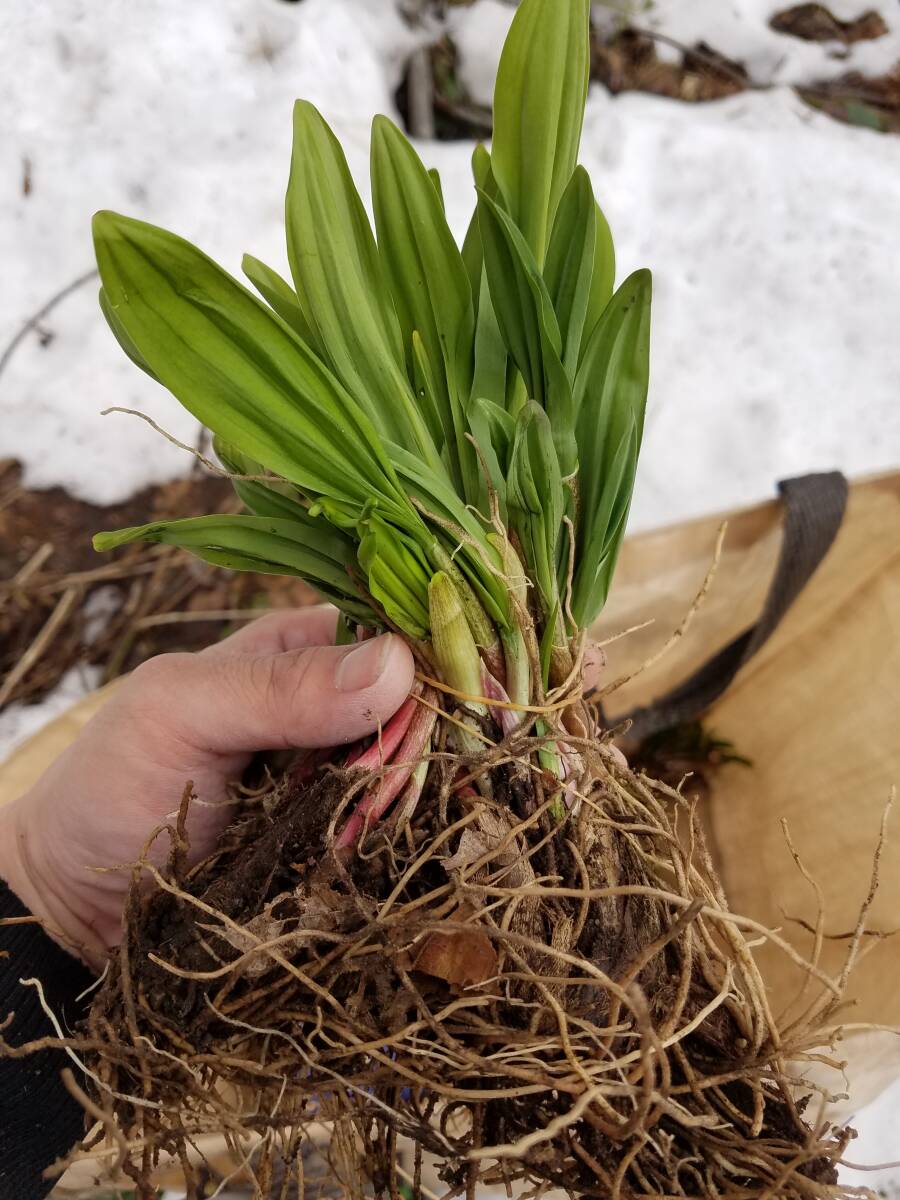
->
8, 696, 878, 1200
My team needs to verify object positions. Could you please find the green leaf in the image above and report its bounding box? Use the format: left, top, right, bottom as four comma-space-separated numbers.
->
358, 516, 432, 638
370, 115, 477, 499
286, 101, 441, 471
571, 269, 651, 624
544, 167, 596, 381
385, 440, 510, 632
538, 599, 560, 691
461, 144, 494, 301
428, 167, 444, 210
98, 287, 158, 381
335, 612, 355, 645
476, 191, 577, 477
571, 425, 636, 623
491, 0, 590, 266
92, 211, 411, 531
241, 253, 316, 345
463, 147, 510, 446
581, 201, 616, 360
93, 513, 374, 620
410, 331, 450, 455
507, 400, 563, 616
470, 272, 508, 417
214, 437, 313, 523
467, 395, 515, 509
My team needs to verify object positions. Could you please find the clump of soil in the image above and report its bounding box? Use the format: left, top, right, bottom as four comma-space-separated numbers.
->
591, 30, 749, 104
65, 693, 858, 1200
628, 719, 752, 806
770, 4, 889, 45
800, 64, 900, 134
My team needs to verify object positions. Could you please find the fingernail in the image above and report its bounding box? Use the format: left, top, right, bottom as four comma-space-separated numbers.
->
335, 636, 391, 693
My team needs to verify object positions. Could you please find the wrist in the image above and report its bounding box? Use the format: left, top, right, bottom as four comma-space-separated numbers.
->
0, 801, 106, 970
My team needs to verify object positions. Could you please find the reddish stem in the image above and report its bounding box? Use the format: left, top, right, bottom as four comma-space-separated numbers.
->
336, 691, 437, 850
346, 696, 418, 770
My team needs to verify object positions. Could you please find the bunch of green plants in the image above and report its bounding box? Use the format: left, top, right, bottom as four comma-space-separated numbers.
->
93, 0, 650, 716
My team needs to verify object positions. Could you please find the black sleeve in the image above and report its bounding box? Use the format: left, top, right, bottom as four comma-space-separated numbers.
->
0, 880, 95, 1199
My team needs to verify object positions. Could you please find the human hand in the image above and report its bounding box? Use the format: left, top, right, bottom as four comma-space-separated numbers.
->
0, 607, 415, 966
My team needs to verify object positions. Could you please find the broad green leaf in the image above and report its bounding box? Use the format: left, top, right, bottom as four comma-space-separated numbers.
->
491, 0, 590, 265
571, 269, 651, 624
286, 101, 441, 472
241, 254, 316, 345
93, 513, 373, 620
507, 401, 563, 615
476, 192, 577, 477
370, 115, 477, 499
544, 167, 596, 381
570, 425, 636, 624
581, 201, 616, 360
92, 211, 411, 531
463, 148, 509, 439
574, 269, 651, 445
98, 288, 158, 381
410, 331, 449, 455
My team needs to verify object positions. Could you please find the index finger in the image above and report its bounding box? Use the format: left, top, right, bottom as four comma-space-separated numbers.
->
199, 604, 340, 659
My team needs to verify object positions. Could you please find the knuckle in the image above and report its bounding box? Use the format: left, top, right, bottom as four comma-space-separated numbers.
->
129, 651, 193, 692
120, 652, 199, 745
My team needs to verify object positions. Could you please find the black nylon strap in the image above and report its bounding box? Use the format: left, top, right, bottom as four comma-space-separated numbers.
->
620, 472, 849, 743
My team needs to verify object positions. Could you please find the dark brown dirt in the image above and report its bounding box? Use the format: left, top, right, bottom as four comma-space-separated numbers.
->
130, 771, 349, 1038
591, 29, 749, 103
770, 3, 889, 45
0, 460, 317, 710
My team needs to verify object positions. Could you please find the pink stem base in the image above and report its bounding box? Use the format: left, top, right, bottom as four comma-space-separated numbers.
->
336, 690, 437, 850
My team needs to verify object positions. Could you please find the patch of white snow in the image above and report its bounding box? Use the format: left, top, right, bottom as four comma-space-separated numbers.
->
0, 665, 101, 763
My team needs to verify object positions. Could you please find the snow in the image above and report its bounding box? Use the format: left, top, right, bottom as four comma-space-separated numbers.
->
640, 0, 900, 85
3, 0, 899, 522
2, 0, 900, 1182
0, 665, 101, 763
578, 84, 900, 529
0, 0, 423, 504
447, 0, 514, 107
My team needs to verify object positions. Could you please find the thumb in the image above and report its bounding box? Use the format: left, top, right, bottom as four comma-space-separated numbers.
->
173, 633, 416, 752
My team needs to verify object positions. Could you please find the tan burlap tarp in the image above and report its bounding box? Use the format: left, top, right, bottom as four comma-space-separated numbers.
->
1, 471, 897, 1187
593, 473, 899, 1006
592, 470, 900, 1115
